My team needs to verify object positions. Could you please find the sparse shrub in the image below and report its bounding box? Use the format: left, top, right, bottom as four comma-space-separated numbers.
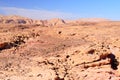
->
11, 34, 28, 47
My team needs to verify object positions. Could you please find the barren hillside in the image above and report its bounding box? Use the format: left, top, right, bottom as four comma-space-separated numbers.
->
0, 15, 120, 80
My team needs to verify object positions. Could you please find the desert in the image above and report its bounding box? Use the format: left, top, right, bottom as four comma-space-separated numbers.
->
0, 15, 120, 80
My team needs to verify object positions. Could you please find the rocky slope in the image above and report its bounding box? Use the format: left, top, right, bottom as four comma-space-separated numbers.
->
0, 15, 120, 80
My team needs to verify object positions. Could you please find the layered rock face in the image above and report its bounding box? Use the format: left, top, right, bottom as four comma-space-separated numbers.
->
0, 15, 120, 80
0, 15, 65, 26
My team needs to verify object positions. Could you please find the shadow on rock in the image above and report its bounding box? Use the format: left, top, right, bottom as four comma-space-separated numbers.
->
107, 53, 119, 70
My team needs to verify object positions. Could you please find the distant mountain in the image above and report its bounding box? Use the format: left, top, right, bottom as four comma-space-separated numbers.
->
0, 15, 66, 26
0, 15, 34, 24
65, 18, 110, 26
76, 18, 110, 22
0, 15, 110, 26
46, 18, 65, 26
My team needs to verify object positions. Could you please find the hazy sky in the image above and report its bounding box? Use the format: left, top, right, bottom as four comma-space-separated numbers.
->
0, 0, 120, 20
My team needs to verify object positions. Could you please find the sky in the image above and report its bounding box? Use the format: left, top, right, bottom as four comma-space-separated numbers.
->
0, 0, 120, 20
